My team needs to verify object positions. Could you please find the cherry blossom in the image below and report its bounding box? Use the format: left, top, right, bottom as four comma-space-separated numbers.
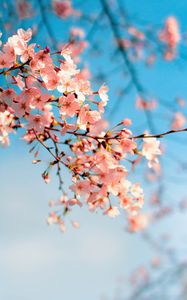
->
142, 137, 161, 168
0, 28, 165, 232
136, 96, 157, 111
159, 16, 180, 59
171, 112, 186, 130
128, 213, 149, 232
52, 0, 80, 19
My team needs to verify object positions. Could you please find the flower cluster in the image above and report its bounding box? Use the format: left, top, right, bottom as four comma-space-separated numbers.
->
115, 15, 181, 66
159, 16, 180, 60
52, 0, 80, 19
16, 0, 34, 20
136, 96, 157, 111
0, 28, 161, 232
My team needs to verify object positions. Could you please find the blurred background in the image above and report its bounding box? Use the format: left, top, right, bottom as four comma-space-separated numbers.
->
1, 0, 187, 299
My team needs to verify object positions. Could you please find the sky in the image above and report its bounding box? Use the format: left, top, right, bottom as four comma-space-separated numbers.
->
0, 145, 155, 300
1, 0, 187, 299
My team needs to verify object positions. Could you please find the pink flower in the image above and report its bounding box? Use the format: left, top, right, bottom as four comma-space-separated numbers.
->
71, 220, 80, 228
122, 118, 132, 126
68, 41, 88, 63
0, 51, 14, 69
59, 94, 80, 117
0, 133, 9, 146
7, 28, 34, 63
119, 194, 132, 210
68, 198, 83, 207
17, 28, 32, 42
119, 138, 137, 154
70, 180, 93, 196
131, 183, 144, 198
0, 111, 15, 145
0, 89, 17, 106
41, 66, 59, 90
128, 213, 149, 232
160, 16, 180, 48
20, 43, 35, 63
27, 113, 52, 132
2, 43, 15, 62
98, 84, 109, 112
31, 92, 51, 110
159, 16, 180, 59
77, 104, 101, 130
16, 0, 33, 19
142, 137, 161, 167
60, 122, 77, 135
103, 206, 120, 218
30, 50, 52, 70
171, 112, 186, 130
98, 84, 109, 102
12, 75, 25, 90
13, 97, 31, 117
52, 0, 79, 19
89, 119, 108, 135
136, 97, 157, 111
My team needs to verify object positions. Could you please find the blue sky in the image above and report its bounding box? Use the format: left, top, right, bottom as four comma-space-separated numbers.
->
0, 147, 155, 300
1, 1, 187, 299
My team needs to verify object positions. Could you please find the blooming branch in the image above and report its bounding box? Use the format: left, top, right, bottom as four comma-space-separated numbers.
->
0, 28, 168, 232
